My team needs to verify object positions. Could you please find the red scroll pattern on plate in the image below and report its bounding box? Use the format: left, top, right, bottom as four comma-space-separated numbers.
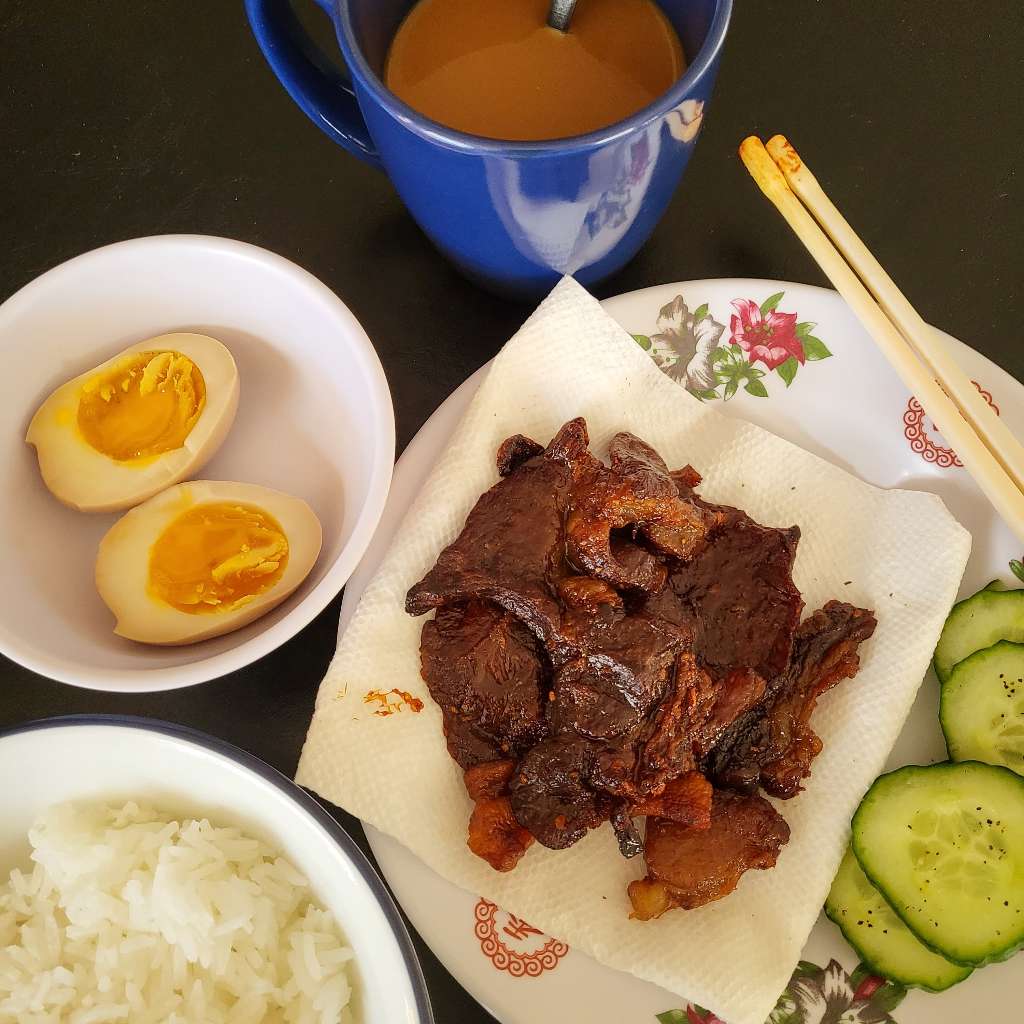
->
473, 898, 569, 977
904, 381, 999, 468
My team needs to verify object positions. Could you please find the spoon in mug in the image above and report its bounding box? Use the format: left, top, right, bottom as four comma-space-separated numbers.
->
547, 0, 578, 31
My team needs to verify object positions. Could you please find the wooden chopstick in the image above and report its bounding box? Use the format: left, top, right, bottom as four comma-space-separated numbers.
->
765, 134, 1024, 495
738, 135, 1024, 544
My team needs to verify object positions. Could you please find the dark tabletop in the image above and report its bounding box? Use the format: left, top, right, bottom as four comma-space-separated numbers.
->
2, 2, 1022, 1021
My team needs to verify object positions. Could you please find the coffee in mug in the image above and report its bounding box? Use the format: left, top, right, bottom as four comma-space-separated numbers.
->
385, 0, 686, 141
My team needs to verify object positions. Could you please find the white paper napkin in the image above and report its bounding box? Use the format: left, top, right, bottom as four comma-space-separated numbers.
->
297, 277, 970, 1024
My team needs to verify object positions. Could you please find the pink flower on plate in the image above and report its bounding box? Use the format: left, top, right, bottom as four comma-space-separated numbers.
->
730, 298, 805, 370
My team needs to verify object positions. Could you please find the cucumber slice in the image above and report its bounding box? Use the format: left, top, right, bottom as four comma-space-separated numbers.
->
852, 761, 1024, 966
941, 641, 1024, 775
984, 579, 1012, 592
933, 588, 1024, 682
826, 846, 972, 991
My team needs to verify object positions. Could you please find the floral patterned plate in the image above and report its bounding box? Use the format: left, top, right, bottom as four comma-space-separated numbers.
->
338, 280, 1024, 1024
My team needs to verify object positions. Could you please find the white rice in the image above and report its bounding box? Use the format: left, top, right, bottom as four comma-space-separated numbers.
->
0, 801, 355, 1023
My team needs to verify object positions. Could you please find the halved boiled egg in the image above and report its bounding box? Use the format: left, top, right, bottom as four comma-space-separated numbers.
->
96, 480, 322, 645
26, 333, 238, 512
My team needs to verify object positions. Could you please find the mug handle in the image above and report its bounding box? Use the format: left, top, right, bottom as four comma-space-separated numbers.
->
245, 0, 382, 168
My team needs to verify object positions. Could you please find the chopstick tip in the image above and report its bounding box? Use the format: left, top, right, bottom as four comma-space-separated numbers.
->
738, 136, 792, 201
766, 134, 802, 174
738, 135, 765, 161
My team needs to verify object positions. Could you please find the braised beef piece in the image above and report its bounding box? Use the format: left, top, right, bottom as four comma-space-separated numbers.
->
628, 789, 791, 919
550, 612, 688, 746
465, 759, 518, 800
644, 473, 804, 682
608, 433, 727, 558
557, 575, 624, 615
673, 514, 802, 679
604, 655, 762, 858
610, 648, 704, 806
462, 760, 535, 870
405, 419, 876, 915
705, 601, 878, 797
420, 600, 548, 769
511, 610, 692, 850
627, 770, 713, 827
617, 650, 761, 803
690, 667, 769, 759
496, 433, 544, 476
627, 650, 704, 789
545, 619, 691, 854
406, 417, 596, 651
467, 793, 535, 872
509, 734, 609, 849
609, 768, 717, 860
587, 650, 713, 858
565, 432, 720, 593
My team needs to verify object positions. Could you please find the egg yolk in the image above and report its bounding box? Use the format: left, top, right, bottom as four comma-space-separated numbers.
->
148, 502, 289, 614
77, 351, 206, 461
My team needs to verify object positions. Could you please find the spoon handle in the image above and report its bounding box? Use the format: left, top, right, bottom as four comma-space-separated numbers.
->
547, 0, 578, 32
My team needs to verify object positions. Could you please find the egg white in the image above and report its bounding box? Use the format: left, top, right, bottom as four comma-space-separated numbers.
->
95, 480, 322, 645
26, 333, 239, 512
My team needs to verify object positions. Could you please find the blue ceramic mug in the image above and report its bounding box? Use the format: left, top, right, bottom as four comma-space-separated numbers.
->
246, 0, 732, 297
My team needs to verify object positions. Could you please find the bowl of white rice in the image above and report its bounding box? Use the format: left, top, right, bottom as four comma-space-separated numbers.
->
0, 715, 433, 1024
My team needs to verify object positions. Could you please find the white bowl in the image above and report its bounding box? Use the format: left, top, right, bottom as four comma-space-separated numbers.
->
0, 716, 432, 1024
0, 235, 394, 691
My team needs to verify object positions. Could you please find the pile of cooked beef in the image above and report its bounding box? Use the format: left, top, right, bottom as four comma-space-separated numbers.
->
405, 418, 876, 918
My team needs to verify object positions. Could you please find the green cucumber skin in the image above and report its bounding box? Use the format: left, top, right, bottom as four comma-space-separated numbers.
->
984, 579, 1013, 592
940, 640, 1024, 775
852, 761, 1024, 967
822, 925, 968, 994
933, 589, 1024, 683
825, 849, 972, 992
